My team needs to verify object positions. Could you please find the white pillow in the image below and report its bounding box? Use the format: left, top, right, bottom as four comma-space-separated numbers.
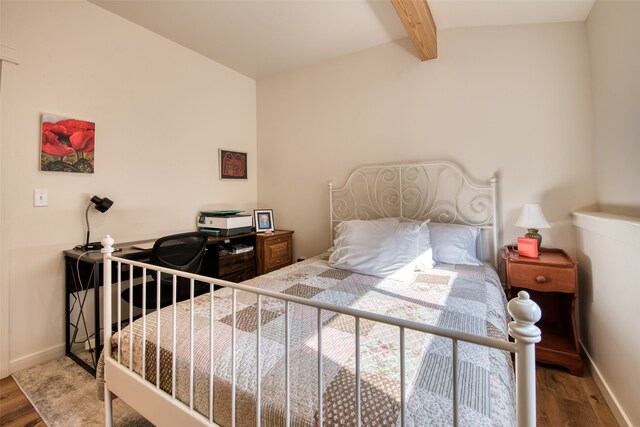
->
400, 219, 434, 271
327, 217, 400, 253
416, 221, 434, 270
428, 222, 481, 266
328, 219, 419, 282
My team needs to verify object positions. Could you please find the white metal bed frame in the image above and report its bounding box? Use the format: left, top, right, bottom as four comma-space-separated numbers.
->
103, 161, 542, 427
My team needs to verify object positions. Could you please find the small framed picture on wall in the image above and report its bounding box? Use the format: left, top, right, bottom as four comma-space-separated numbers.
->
219, 149, 247, 180
254, 209, 274, 233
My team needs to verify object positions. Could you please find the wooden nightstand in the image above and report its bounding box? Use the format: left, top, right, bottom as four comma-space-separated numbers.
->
255, 230, 294, 275
503, 246, 583, 376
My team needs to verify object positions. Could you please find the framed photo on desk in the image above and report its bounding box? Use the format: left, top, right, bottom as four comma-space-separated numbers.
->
254, 209, 274, 233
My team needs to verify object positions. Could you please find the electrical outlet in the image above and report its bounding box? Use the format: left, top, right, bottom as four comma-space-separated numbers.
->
34, 189, 48, 207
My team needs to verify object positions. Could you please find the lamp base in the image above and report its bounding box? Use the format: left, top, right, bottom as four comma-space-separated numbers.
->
84, 241, 104, 250
525, 229, 542, 249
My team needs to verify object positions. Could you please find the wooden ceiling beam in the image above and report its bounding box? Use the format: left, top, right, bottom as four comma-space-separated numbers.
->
390, 0, 437, 60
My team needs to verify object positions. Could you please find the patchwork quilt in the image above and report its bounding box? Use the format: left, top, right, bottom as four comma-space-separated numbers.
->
106, 254, 515, 426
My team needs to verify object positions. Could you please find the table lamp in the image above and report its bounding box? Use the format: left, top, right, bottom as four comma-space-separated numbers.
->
515, 204, 550, 249
84, 195, 113, 249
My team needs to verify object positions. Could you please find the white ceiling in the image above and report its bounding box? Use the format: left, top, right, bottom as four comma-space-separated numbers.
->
91, 0, 596, 80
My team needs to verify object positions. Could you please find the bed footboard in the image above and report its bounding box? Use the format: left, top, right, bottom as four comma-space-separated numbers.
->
101, 235, 541, 427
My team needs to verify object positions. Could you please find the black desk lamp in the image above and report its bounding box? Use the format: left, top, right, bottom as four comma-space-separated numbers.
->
84, 195, 113, 250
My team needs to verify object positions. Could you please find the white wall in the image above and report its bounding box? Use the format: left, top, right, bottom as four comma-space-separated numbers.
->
573, 212, 639, 427
0, 1, 256, 373
0, 42, 20, 378
572, 2, 640, 425
587, 0, 640, 217
257, 23, 597, 260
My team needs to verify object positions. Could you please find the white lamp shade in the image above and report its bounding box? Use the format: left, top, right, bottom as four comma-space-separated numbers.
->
515, 204, 550, 229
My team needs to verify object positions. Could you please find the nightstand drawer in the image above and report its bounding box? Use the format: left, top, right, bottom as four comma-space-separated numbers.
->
509, 264, 575, 293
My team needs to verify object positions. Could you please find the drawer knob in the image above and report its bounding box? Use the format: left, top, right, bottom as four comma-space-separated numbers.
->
536, 275, 547, 283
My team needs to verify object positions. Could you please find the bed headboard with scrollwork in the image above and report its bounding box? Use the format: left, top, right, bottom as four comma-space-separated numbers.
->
328, 161, 499, 267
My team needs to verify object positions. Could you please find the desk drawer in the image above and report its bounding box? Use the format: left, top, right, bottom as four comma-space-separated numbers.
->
221, 267, 256, 283
264, 240, 291, 270
509, 263, 575, 293
219, 251, 255, 277
256, 230, 294, 276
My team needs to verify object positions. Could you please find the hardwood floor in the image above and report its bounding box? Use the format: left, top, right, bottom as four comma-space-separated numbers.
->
0, 364, 619, 426
536, 364, 619, 427
0, 376, 44, 427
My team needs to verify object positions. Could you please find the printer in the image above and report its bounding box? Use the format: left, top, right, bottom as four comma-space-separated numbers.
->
197, 211, 252, 236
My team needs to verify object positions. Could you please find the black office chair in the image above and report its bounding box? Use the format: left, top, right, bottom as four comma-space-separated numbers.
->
122, 232, 209, 310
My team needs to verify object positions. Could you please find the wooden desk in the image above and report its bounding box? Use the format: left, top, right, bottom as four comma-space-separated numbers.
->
64, 230, 293, 376
64, 241, 154, 376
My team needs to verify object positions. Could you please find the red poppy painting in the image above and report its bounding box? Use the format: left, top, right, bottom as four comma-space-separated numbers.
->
219, 149, 247, 180
41, 114, 95, 173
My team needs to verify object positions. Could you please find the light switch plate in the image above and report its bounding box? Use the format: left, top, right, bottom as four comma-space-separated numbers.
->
34, 189, 48, 207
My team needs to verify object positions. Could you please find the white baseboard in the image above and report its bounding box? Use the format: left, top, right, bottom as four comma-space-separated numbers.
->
8, 343, 65, 375
580, 341, 633, 427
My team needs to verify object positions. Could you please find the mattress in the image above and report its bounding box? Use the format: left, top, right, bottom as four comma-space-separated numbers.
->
105, 254, 515, 426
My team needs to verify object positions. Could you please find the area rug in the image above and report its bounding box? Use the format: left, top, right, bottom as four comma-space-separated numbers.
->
12, 355, 152, 426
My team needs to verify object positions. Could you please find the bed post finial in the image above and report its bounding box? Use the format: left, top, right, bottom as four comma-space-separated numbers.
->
508, 291, 541, 341
508, 291, 541, 427
101, 235, 114, 254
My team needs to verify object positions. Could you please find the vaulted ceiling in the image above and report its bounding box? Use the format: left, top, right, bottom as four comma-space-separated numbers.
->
91, 0, 596, 80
